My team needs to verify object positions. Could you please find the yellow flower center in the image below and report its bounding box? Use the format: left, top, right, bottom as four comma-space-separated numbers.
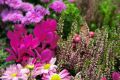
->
44, 64, 51, 70
51, 74, 61, 80
26, 64, 34, 70
11, 73, 17, 77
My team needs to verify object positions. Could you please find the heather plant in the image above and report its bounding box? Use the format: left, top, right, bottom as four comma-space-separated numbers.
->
56, 15, 120, 80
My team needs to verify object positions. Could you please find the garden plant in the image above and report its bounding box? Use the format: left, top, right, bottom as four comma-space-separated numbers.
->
0, 0, 120, 80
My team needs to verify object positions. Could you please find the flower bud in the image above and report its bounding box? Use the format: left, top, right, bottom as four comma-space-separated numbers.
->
73, 34, 81, 43
101, 77, 107, 80
89, 31, 95, 38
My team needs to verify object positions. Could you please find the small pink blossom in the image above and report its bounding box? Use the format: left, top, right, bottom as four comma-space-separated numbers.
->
89, 31, 95, 38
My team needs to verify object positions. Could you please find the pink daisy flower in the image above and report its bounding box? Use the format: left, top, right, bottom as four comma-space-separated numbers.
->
39, 58, 57, 74
23, 58, 42, 78
0, 64, 28, 80
42, 69, 71, 80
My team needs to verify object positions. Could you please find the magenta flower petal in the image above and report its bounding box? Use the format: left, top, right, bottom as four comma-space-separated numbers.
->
34, 19, 58, 49
40, 49, 54, 63
6, 48, 17, 61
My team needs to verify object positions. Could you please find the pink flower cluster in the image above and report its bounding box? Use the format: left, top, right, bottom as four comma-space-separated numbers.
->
0, 18, 71, 80
0, 58, 71, 80
0, 1, 49, 24
0, 0, 66, 24
6, 19, 59, 64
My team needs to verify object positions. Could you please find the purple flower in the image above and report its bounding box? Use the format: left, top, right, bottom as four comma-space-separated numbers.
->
34, 5, 50, 16
50, 1, 66, 13
34, 19, 59, 49
40, 0, 50, 3
22, 11, 43, 24
112, 72, 120, 80
20, 2, 34, 12
0, 0, 4, 4
5, 0, 22, 9
1, 9, 23, 23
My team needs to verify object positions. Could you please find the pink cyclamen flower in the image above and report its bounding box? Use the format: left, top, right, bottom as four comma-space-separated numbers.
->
0, 64, 28, 80
50, 1, 66, 13
34, 19, 59, 49
6, 25, 38, 64
112, 72, 120, 80
42, 69, 71, 80
39, 57, 57, 74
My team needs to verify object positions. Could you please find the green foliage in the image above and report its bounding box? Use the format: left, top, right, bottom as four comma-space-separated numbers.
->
60, 2, 83, 39
0, 49, 13, 69
99, 0, 116, 25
